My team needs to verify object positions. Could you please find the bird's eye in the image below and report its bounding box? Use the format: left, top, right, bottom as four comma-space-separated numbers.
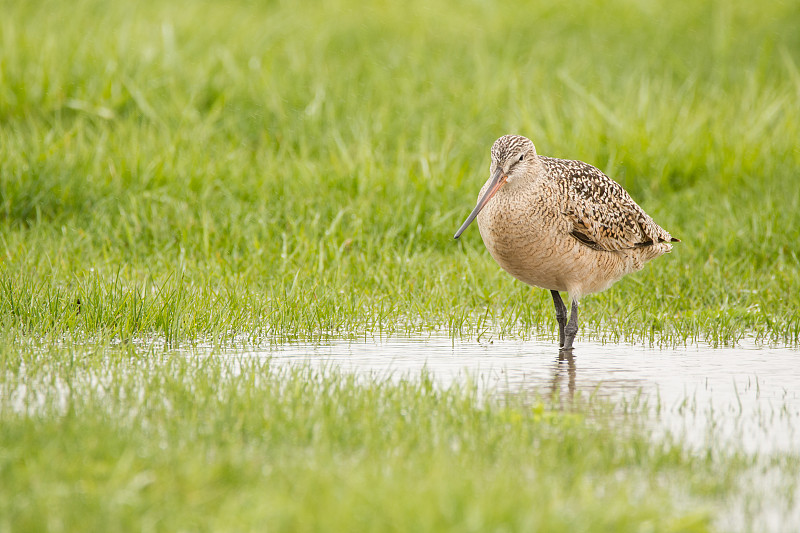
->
518, 154, 524, 162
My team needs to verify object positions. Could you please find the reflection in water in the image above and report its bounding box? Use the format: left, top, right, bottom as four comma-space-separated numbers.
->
214, 335, 800, 455
549, 351, 576, 405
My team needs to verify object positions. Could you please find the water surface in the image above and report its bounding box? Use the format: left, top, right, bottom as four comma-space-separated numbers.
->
229, 336, 800, 454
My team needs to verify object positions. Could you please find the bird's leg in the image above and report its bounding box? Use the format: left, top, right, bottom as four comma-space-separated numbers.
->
561, 299, 579, 351
550, 290, 567, 348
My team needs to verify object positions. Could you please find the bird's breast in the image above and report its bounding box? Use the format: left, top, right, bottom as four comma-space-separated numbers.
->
475, 184, 571, 291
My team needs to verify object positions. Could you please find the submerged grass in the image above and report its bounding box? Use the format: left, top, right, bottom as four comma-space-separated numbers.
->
2, 340, 799, 532
1, 0, 799, 346
0, 344, 776, 532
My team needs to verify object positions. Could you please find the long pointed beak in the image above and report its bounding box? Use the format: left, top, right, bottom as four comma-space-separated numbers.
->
454, 168, 507, 239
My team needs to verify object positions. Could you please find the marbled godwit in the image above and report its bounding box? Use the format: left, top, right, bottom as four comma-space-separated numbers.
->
454, 135, 678, 350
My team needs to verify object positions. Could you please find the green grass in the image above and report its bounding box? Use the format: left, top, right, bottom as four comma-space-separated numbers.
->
2, 0, 800, 531
1, 0, 799, 346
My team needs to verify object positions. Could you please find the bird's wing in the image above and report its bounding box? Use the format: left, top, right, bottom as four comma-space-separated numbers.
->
540, 157, 674, 252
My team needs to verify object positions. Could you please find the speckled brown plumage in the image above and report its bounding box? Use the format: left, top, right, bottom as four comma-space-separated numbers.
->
454, 134, 679, 350
542, 156, 674, 252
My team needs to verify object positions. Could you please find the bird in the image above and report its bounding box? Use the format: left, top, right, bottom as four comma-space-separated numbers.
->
454, 135, 679, 350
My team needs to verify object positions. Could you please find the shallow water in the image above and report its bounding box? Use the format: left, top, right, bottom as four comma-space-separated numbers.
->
231, 335, 800, 455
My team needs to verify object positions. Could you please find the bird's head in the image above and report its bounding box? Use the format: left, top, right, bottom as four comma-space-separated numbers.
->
490, 134, 537, 184
454, 135, 537, 239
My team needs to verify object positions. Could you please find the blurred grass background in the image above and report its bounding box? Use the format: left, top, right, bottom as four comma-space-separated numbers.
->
1, 0, 799, 345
